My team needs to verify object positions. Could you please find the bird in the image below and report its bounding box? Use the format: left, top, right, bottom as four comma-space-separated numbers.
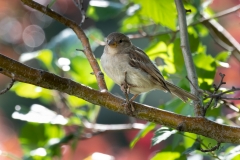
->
100, 32, 198, 111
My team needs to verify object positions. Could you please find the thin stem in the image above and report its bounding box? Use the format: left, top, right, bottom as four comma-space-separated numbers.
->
128, 4, 240, 40
0, 77, 15, 95
175, 0, 203, 116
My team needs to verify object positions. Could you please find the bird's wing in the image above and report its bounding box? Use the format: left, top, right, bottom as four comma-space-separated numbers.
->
126, 46, 170, 92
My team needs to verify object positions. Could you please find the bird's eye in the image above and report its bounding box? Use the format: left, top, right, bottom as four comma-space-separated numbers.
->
119, 40, 123, 43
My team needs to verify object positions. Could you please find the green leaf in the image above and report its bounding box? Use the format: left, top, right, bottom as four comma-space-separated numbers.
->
168, 39, 183, 74
133, 0, 177, 30
193, 51, 217, 88
195, 24, 209, 37
215, 51, 230, 62
20, 123, 63, 151
152, 145, 186, 160
152, 127, 177, 146
151, 152, 181, 160
11, 82, 52, 100
182, 140, 200, 154
160, 99, 193, 116
193, 53, 216, 71
70, 56, 97, 88
130, 122, 156, 148
172, 134, 183, 150
87, 0, 123, 21
188, 27, 200, 53
121, 14, 142, 33
183, 132, 197, 148
67, 95, 88, 107
37, 49, 53, 69
146, 41, 168, 57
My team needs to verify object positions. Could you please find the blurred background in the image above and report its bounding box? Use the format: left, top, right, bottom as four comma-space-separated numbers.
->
0, 0, 240, 159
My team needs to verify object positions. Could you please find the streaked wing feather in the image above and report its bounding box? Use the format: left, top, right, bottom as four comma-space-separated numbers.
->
127, 46, 170, 92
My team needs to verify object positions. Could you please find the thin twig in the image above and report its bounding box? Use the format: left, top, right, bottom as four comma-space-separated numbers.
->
21, 0, 107, 91
128, 4, 240, 40
185, 76, 201, 93
0, 72, 15, 95
175, 0, 202, 116
200, 142, 221, 152
214, 87, 240, 97
72, 0, 86, 26
83, 120, 146, 132
198, 4, 240, 24
178, 133, 221, 159
203, 73, 225, 115
220, 97, 240, 100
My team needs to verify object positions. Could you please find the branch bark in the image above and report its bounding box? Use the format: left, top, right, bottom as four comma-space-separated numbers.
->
0, 53, 240, 144
175, 0, 203, 116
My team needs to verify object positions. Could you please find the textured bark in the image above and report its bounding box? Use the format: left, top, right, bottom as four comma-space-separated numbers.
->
0, 53, 240, 144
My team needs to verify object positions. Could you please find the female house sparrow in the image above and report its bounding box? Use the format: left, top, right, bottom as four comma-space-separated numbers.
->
100, 32, 198, 110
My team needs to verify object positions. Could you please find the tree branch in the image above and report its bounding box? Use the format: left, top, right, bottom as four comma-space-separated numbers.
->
174, 0, 203, 116
21, 0, 107, 91
1, 53, 240, 144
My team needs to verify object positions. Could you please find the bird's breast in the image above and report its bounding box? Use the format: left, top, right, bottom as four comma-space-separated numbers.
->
100, 52, 155, 94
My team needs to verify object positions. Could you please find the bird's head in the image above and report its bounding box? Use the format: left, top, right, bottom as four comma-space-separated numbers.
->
105, 32, 132, 54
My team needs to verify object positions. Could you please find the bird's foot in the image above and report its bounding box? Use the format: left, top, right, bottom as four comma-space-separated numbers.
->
120, 71, 133, 94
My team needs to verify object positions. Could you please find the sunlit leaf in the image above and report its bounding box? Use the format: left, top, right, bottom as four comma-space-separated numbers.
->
67, 95, 88, 107
184, 4, 197, 25
152, 127, 177, 146
132, 0, 177, 30
193, 53, 216, 71
130, 122, 156, 148
215, 51, 230, 62
37, 49, 53, 69
11, 82, 52, 100
195, 24, 209, 37
146, 41, 167, 57
152, 152, 181, 160
183, 132, 197, 148
70, 56, 97, 87
192, 50, 217, 87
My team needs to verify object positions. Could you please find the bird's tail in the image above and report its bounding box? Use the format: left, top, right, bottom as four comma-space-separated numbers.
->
164, 81, 198, 102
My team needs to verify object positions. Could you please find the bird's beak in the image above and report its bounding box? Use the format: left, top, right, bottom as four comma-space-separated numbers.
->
107, 39, 117, 48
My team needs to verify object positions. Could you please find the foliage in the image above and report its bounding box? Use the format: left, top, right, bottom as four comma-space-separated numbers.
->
3, 0, 240, 159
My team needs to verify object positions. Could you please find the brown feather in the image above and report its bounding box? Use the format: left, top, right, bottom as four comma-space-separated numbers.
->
127, 46, 171, 93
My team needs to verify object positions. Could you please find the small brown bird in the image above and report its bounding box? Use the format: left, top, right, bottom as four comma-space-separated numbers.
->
100, 32, 198, 110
